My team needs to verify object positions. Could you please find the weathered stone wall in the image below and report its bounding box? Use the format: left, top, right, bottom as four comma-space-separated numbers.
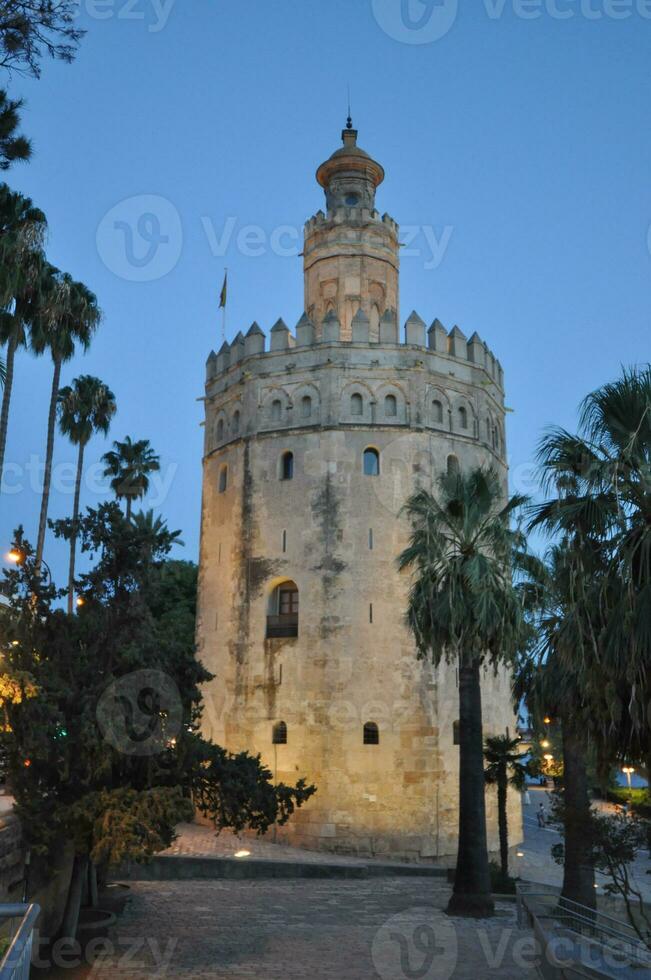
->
197, 330, 522, 861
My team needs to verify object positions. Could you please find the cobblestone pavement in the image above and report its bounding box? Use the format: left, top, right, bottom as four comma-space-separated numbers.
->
162, 823, 369, 865
74, 879, 539, 979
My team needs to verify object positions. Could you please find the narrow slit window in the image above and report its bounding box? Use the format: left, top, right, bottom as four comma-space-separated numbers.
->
363, 448, 380, 476
218, 465, 228, 493
363, 722, 379, 745
368, 528, 374, 550
369, 603, 373, 624
282, 530, 287, 553
273, 721, 287, 745
280, 451, 294, 481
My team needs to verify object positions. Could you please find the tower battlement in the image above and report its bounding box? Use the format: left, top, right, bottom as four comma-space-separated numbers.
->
205, 313, 504, 393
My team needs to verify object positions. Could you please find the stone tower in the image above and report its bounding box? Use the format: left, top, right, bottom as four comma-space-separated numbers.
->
197, 122, 522, 861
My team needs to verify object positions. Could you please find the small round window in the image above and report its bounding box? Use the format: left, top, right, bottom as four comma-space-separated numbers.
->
345, 193, 360, 206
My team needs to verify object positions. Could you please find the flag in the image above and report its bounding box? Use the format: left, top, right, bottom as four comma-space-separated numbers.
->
219, 271, 228, 309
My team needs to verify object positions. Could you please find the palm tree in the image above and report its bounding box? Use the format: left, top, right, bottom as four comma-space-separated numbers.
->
130, 509, 184, 557
101, 437, 160, 519
398, 467, 528, 918
0, 184, 46, 489
531, 367, 651, 791
484, 734, 530, 880
31, 265, 101, 568
514, 545, 605, 909
58, 375, 116, 613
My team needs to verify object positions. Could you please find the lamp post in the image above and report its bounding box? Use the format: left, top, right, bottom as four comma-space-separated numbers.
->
622, 766, 635, 798
6, 548, 52, 585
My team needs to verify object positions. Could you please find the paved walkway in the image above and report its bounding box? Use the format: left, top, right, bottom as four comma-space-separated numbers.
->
162, 823, 369, 866
518, 786, 651, 902
62, 879, 539, 979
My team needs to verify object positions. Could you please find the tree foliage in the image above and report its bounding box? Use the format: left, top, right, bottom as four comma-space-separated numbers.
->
0, 506, 315, 904
0, 0, 84, 76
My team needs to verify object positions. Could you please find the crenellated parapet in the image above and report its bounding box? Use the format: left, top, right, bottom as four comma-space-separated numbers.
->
205, 309, 504, 391
203, 308, 507, 468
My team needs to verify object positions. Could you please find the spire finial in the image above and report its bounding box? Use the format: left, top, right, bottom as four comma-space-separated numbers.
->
346, 84, 353, 130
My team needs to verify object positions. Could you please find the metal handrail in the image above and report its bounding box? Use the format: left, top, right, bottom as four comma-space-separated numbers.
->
0, 904, 40, 980
517, 884, 651, 975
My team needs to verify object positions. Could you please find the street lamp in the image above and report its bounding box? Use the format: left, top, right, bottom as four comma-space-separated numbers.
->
6, 548, 52, 585
622, 766, 635, 795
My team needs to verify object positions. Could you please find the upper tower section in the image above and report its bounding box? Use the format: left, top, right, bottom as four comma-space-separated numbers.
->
304, 119, 399, 343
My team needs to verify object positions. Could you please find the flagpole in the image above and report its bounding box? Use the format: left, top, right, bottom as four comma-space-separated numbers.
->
221, 267, 227, 345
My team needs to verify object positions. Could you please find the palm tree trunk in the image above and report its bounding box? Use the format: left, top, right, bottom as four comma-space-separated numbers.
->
126, 495, 132, 520
60, 854, 88, 941
561, 722, 596, 909
448, 656, 495, 917
67, 440, 85, 614
36, 354, 61, 569
498, 774, 509, 877
0, 332, 18, 493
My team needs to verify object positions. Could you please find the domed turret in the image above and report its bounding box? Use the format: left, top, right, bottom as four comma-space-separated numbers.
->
304, 119, 399, 342
316, 118, 385, 212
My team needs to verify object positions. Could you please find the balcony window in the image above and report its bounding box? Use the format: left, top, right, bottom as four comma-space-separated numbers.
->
266, 581, 299, 639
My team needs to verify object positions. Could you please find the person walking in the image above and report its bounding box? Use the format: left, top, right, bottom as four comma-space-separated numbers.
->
537, 803, 546, 828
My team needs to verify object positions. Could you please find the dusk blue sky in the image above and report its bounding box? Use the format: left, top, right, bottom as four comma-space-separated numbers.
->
2, 0, 649, 580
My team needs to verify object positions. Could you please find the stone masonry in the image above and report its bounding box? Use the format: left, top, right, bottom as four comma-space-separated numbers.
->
196, 121, 522, 861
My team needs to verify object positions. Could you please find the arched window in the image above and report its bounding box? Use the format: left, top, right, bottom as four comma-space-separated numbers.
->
432, 400, 443, 424
384, 394, 397, 418
447, 455, 460, 478
272, 721, 287, 745
458, 406, 468, 430
363, 448, 380, 476
280, 451, 294, 481
363, 722, 379, 745
453, 721, 460, 746
271, 399, 282, 422
218, 465, 228, 493
267, 581, 299, 638
351, 392, 363, 416
216, 418, 224, 442
232, 410, 240, 435
301, 395, 312, 419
